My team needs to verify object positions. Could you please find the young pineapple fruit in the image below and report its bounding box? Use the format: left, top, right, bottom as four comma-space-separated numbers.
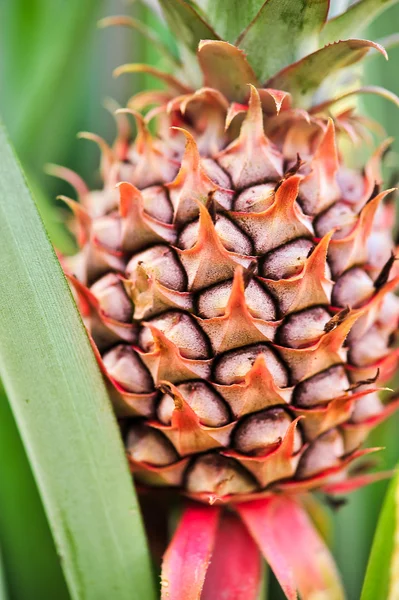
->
52, 1, 399, 598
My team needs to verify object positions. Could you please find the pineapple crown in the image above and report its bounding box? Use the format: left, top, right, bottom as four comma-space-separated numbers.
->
104, 0, 399, 111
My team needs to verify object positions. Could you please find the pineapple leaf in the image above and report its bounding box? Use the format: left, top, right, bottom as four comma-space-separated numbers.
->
158, 0, 220, 54
204, 0, 265, 43
0, 122, 156, 600
198, 40, 259, 102
237, 497, 345, 599
361, 471, 399, 600
238, 0, 330, 83
0, 546, 8, 600
320, 0, 399, 46
0, 384, 69, 600
266, 39, 387, 107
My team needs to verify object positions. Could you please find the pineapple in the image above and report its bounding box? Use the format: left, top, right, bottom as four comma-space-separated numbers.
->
51, 1, 399, 598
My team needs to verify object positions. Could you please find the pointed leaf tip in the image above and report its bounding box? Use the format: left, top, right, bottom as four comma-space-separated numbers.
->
44, 163, 89, 199
113, 63, 191, 94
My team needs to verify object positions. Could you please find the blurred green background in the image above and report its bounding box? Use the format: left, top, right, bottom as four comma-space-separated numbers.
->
0, 1, 398, 599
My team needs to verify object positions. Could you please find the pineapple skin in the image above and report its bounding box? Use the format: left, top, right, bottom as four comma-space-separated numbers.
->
60, 50, 399, 505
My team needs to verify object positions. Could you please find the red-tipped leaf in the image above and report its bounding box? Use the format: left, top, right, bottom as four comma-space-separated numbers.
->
237, 495, 345, 600
161, 503, 220, 600
202, 512, 262, 600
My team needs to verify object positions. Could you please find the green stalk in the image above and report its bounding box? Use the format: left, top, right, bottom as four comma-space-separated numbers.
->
0, 122, 156, 600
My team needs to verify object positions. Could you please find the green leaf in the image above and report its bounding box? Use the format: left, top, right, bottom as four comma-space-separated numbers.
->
0, 122, 156, 600
266, 39, 386, 107
238, 0, 329, 83
0, 385, 69, 600
205, 0, 264, 43
320, 0, 399, 46
0, 546, 8, 600
361, 472, 399, 600
158, 0, 220, 54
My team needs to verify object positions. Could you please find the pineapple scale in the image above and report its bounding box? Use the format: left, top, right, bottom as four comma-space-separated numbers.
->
62, 81, 399, 504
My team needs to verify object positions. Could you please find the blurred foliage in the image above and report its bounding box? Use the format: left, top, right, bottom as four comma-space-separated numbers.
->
363, 3, 399, 171
0, 0, 148, 254
0, 386, 69, 600
0, 545, 8, 600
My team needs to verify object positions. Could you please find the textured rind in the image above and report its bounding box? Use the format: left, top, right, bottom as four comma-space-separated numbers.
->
59, 44, 399, 504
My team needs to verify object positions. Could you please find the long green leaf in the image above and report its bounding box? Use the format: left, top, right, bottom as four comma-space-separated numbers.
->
205, 0, 264, 43
321, 0, 399, 46
0, 122, 156, 600
238, 0, 329, 83
361, 472, 399, 600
